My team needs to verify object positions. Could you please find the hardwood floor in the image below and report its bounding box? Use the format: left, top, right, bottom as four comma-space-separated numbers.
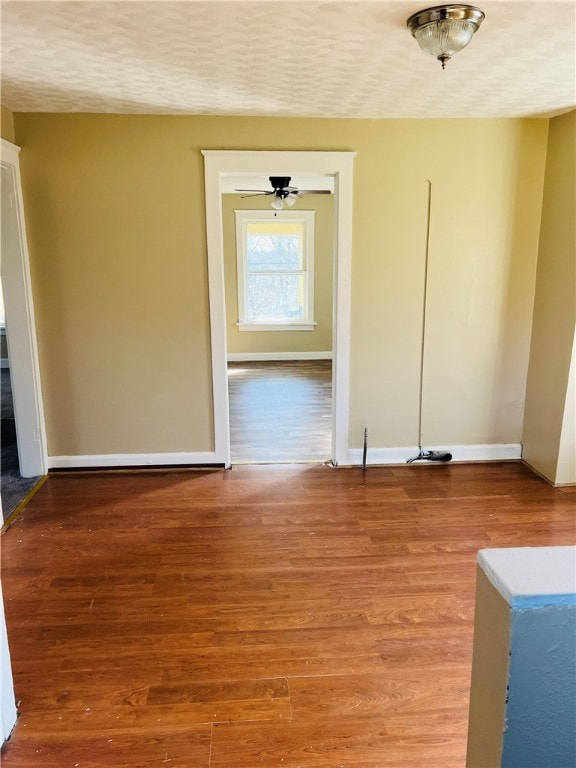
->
1, 462, 574, 767
228, 361, 332, 463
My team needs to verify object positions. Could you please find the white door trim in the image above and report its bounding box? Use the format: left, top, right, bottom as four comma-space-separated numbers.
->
0, 587, 17, 745
1, 138, 48, 477
202, 150, 355, 468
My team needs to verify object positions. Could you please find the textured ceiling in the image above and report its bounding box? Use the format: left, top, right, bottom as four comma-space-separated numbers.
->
1, 0, 575, 119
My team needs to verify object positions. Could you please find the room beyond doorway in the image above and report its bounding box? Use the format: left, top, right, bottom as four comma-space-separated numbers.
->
202, 150, 355, 467
228, 360, 332, 463
1, 368, 42, 521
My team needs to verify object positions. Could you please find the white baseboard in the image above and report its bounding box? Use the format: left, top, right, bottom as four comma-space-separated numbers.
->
48, 452, 222, 470
346, 446, 417, 465
227, 351, 333, 362
345, 443, 522, 467
47, 444, 522, 470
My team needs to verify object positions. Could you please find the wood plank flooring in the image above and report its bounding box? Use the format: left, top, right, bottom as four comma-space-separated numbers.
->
228, 361, 332, 463
1, 462, 575, 767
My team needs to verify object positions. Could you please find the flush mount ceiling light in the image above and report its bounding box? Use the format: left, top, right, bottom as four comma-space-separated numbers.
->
407, 4, 485, 69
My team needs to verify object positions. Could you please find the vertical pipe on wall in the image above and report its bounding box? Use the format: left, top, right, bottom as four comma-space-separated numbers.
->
418, 179, 433, 452
407, 181, 432, 463
407, 180, 452, 465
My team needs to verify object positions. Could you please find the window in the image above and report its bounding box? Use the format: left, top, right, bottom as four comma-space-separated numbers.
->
235, 210, 315, 331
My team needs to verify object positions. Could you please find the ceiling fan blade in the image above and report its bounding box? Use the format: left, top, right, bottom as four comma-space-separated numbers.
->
295, 189, 332, 195
240, 193, 274, 199
235, 189, 273, 194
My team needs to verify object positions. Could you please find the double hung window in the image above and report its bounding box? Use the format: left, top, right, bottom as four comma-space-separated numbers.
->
235, 210, 315, 331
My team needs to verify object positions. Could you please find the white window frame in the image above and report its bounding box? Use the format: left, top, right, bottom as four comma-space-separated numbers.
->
234, 209, 316, 331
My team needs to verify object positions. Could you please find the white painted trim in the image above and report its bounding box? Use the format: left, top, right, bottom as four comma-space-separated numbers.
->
0, 140, 48, 477
346, 447, 420, 466
235, 209, 315, 328
346, 443, 523, 466
46, 444, 522, 470
0, 139, 21, 157
203, 150, 355, 468
238, 323, 316, 332
331, 158, 354, 467
556, 333, 576, 485
227, 351, 333, 362
441, 444, 522, 461
47, 452, 222, 470
0, 589, 17, 746
203, 156, 232, 467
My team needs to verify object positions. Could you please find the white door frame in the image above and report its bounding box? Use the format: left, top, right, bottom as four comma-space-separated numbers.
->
1, 139, 48, 477
202, 150, 355, 468
0, 586, 17, 745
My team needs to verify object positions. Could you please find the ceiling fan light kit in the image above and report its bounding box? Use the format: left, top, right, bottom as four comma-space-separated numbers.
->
407, 4, 485, 69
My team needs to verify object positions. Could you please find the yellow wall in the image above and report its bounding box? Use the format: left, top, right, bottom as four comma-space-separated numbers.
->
0, 106, 15, 143
522, 110, 576, 484
222, 193, 333, 356
350, 120, 546, 448
13, 114, 548, 459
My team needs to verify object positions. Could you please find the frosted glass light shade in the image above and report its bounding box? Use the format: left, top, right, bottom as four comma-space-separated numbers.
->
415, 18, 475, 57
407, 5, 485, 68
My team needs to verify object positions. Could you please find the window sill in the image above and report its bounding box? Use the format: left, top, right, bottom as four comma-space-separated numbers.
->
238, 322, 316, 332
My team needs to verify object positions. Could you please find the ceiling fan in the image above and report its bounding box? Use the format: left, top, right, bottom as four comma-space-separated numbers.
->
235, 176, 331, 210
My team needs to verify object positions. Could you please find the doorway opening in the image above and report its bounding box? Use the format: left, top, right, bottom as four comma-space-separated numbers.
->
1, 335, 41, 520
222, 178, 334, 463
203, 150, 355, 468
0, 140, 48, 522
